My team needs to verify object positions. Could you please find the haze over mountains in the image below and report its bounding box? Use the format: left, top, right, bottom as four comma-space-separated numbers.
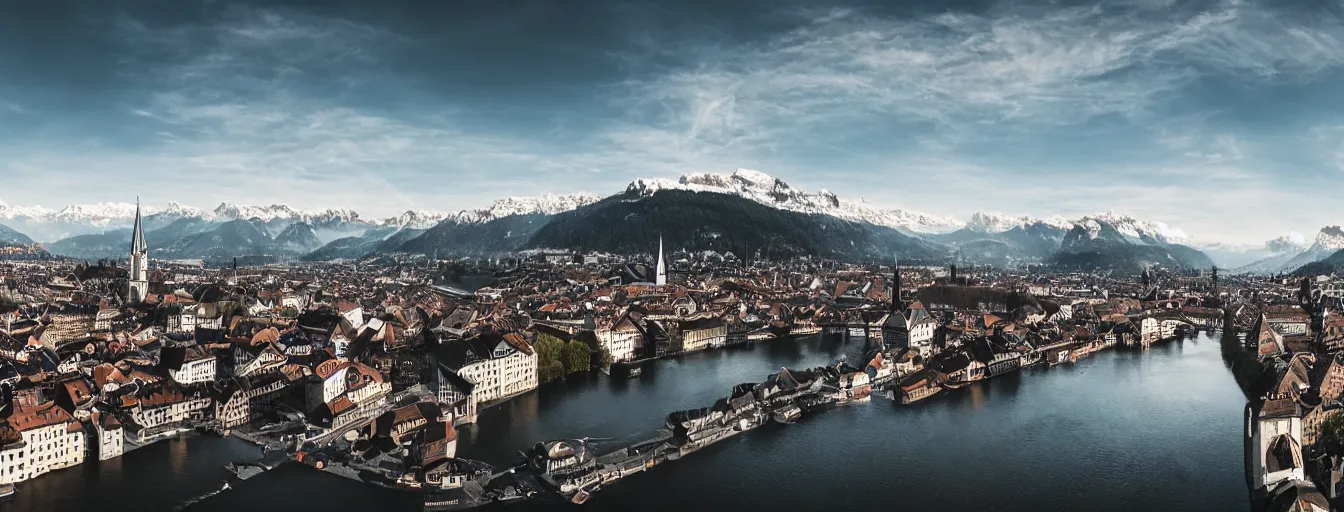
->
2, 169, 1338, 275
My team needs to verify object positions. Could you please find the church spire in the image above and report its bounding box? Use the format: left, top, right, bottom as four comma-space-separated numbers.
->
655, 235, 667, 286
128, 198, 150, 303
891, 256, 903, 313
131, 198, 146, 255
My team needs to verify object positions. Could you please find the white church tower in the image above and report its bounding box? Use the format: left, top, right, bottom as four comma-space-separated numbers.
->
128, 199, 150, 303
655, 236, 667, 286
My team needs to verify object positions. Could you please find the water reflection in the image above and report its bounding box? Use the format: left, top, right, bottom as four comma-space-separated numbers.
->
6, 333, 1252, 512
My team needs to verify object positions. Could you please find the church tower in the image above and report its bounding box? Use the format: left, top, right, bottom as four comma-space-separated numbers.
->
655, 236, 667, 286
883, 257, 910, 350
128, 200, 150, 303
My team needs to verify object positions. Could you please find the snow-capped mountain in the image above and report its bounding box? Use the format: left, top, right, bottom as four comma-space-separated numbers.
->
1265, 232, 1308, 254
964, 212, 1073, 233
153, 202, 208, 221
1071, 212, 1190, 245
379, 210, 452, 230
376, 193, 600, 230
0, 199, 154, 242
0, 200, 54, 221
1313, 226, 1344, 252
210, 203, 364, 226
1271, 226, 1344, 274
1055, 214, 1210, 272
625, 169, 961, 233
448, 193, 601, 224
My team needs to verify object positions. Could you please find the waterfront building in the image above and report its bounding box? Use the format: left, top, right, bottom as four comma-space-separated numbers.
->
127, 384, 213, 443
215, 372, 292, 429
128, 201, 149, 304
0, 401, 86, 485
1251, 397, 1306, 491
1140, 317, 1160, 346
680, 318, 727, 353
430, 363, 479, 426
90, 410, 123, 461
894, 368, 941, 404
596, 315, 641, 363
438, 333, 538, 404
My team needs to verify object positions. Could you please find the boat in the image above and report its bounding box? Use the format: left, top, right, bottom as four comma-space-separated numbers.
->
0, 483, 16, 498
571, 490, 593, 505
771, 404, 802, 424
627, 367, 642, 378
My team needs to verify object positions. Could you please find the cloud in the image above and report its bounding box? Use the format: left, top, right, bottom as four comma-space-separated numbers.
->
3, 0, 1344, 245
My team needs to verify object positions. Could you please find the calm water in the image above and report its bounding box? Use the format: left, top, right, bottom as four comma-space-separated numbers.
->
16, 334, 1250, 512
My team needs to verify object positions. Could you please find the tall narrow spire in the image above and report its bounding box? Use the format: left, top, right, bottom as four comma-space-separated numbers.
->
655, 235, 667, 286
131, 198, 146, 255
128, 198, 150, 303
891, 256, 902, 312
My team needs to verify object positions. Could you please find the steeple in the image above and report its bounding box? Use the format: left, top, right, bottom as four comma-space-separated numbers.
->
655, 235, 667, 286
131, 198, 146, 256
128, 198, 150, 303
891, 256, 903, 313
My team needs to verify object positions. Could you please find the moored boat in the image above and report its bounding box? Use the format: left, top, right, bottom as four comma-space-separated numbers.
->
0, 484, 16, 499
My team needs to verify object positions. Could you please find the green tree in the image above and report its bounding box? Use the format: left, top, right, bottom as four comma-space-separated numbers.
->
1321, 411, 1344, 456
600, 347, 613, 368
533, 332, 567, 383
562, 340, 591, 374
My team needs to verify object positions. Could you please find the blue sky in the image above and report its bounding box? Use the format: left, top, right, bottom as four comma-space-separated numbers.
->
1, 0, 1342, 245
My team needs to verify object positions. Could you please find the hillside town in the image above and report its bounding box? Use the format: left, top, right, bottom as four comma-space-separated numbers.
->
0, 204, 1341, 511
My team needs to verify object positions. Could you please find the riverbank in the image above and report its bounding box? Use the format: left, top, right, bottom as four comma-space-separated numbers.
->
5, 334, 1248, 512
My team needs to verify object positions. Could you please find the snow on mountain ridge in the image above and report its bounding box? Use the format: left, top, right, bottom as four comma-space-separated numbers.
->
1312, 226, 1344, 251
1073, 212, 1189, 244
626, 169, 962, 233
378, 193, 599, 229
50, 202, 155, 226
380, 210, 452, 229
1264, 232, 1308, 254
966, 212, 1073, 233
0, 200, 54, 220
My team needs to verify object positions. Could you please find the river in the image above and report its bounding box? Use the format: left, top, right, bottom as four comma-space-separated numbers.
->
4, 333, 1250, 512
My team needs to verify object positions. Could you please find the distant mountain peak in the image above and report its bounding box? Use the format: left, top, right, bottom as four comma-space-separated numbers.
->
1074, 212, 1189, 244
380, 210, 452, 229
1313, 225, 1344, 251
965, 212, 1073, 233
1265, 231, 1308, 254
626, 169, 961, 233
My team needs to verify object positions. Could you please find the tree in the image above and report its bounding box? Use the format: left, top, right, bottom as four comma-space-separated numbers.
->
562, 340, 591, 374
1321, 411, 1344, 456
534, 333, 567, 383
600, 347, 613, 368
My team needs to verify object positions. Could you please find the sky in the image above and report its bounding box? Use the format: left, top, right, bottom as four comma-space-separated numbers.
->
1, 0, 1343, 245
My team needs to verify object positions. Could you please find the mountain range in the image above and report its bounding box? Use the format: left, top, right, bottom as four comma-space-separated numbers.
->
6, 169, 1340, 274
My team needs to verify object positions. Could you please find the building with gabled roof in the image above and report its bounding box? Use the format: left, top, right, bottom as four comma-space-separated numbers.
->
0, 400, 85, 484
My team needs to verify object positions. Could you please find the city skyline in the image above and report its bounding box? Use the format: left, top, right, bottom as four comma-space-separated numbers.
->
3, 0, 1344, 244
